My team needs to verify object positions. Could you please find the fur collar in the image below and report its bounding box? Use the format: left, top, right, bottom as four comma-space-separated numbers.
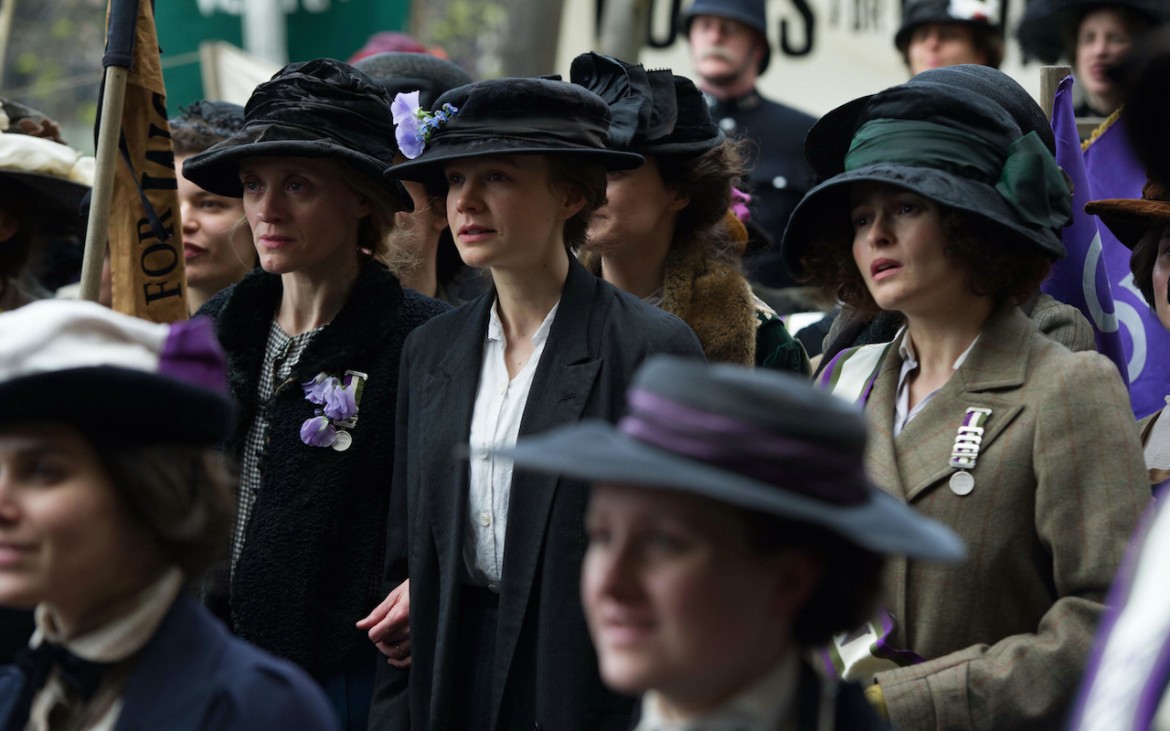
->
580, 241, 757, 365
207, 262, 405, 444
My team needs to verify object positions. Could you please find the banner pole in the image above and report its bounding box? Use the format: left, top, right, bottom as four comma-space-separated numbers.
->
78, 65, 129, 303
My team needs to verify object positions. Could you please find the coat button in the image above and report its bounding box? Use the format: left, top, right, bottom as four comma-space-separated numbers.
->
772, 175, 788, 189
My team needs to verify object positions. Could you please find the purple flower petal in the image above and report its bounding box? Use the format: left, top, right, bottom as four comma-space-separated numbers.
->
390, 91, 420, 126
396, 118, 424, 160
323, 384, 358, 421
302, 373, 338, 405
300, 416, 336, 447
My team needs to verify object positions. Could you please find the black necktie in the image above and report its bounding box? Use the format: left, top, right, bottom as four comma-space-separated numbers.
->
6, 641, 112, 731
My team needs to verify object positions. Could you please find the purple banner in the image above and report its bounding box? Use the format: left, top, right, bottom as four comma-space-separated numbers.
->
1043, 77, 1129, 392
1082, 105, 1170, 419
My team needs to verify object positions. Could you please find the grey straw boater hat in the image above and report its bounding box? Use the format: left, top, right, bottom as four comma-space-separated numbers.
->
386, 77, 644, 183
182, 58, 412, 211
493, 356, 965, 562
782, 82, 1071, 278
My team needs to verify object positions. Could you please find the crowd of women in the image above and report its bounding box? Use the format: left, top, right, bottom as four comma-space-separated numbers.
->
0, 1, 1169, 730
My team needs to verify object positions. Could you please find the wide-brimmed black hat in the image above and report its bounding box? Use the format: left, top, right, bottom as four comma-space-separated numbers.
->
0, 299, 233, 445
782, 82, 1070, 278
895, 0, 1003, 53
492, 356, 965, 561
805, 64, 1056, 182
1017, 0, 1167, 63
1086, 178, 1170, 249
387, 77, 644, 183
682, 0, 771, 74
353, 52, 473, 110
570, 53, 724, 158
182, 58, 412, 210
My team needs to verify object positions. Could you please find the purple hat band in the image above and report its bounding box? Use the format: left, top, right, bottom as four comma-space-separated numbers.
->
618, 388, 869, 506
158, 317, 229, 395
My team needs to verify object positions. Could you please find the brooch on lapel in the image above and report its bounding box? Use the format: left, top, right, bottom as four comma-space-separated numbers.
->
948, 406, 992, 496
299, 370, 369, 452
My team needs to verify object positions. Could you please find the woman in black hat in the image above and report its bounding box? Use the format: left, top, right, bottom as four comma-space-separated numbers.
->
352, 52, 487, 306
0, 299, 339, 731
365, 77, 704, 731
181, 58, 448, 730
1018, 0, 1166, 118
494, 355, 964, 730
571, 53, 807, 373
782, 81, 1149, 729
170, 100, 257, 314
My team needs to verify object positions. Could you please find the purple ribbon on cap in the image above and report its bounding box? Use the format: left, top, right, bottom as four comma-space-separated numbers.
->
618, 388, 868, 506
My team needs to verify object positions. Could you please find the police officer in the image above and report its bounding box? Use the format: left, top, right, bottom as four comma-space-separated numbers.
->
896, 0, 1004, 76
682, 0, 815, 289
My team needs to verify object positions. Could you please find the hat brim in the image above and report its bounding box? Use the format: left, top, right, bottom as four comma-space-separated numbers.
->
1085, 197, 1170, 249
0, 170, 88, 238
0, 367, 234, 446
782, 164, 1066, 278
182, 131, 414, 212
388, 140, 644, 184
492, 421, 966, 562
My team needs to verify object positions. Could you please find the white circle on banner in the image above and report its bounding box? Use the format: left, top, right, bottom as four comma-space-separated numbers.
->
949, 471, 975, 496
332, 430, 353, 452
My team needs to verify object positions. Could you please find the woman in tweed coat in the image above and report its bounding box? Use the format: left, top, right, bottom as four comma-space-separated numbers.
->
782, 78, 1150, 729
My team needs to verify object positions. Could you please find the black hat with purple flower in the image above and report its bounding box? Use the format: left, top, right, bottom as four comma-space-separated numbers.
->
386, 77, 644, 183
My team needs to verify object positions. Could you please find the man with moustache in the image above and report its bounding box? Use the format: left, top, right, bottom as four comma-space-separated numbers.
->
682, 0, 816, 289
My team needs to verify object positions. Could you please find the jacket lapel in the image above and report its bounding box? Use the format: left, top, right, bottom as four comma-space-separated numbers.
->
491, 260, 605, 720
421, 294, 493, 589
863, 349, 903, 496
895, 306, 1031, 502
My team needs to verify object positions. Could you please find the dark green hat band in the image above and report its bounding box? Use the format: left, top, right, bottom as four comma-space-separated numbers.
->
844, 119, 1072, 232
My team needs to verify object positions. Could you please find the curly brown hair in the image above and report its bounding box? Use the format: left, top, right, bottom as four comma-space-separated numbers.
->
798, 193, 1052, 316
656, 138, 749, 265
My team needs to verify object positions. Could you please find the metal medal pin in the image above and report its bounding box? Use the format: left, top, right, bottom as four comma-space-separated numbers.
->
332, 430, 353, 452
949, 470, 975, 496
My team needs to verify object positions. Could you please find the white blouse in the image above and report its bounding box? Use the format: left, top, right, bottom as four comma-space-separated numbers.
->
464, 299, 559, 590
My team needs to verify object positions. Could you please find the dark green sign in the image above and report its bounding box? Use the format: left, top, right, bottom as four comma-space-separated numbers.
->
156, 0, 411, 109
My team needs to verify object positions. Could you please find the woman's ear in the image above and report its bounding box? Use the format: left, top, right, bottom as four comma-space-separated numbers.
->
561, 185, 587, 221
772, 550, 824, 619
667, 187, 691, 213
426, 196, 450, 233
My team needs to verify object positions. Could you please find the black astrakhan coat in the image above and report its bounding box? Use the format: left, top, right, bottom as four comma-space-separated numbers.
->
368, 257, 705, 731
199, 262, 449, 679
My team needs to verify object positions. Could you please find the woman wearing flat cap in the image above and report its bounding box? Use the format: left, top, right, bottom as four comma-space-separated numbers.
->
0, 299, 339, 731
365, 77, 704, 731
782, 80, 1149, 729
491, 355, 963, 730
181, 58, 448, 729
571, 53, 807, 374
1018, 0, 1166, 118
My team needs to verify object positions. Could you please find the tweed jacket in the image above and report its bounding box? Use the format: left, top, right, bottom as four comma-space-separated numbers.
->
0, 594, 338, 731
369, 257, 704, 731
199, 262, 449, 678
859, 305, 1149, 730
